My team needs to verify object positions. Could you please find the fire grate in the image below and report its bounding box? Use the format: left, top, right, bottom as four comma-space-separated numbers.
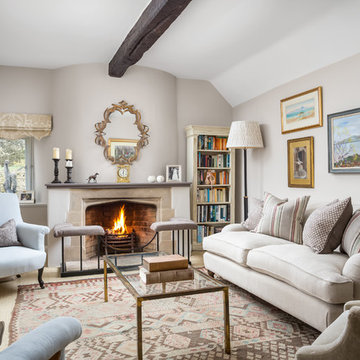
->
102, 229, 139, 254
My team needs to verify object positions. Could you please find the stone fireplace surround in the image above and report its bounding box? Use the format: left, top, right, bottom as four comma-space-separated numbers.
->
46, 183, 191, 267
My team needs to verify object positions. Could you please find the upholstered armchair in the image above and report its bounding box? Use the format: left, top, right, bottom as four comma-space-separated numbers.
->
0, 317, 82, 360
0, 193, 49, 288
295, 300, 360, 360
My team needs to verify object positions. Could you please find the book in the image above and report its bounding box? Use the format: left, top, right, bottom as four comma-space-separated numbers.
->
143, 254, 188, 272
139, 266, 194, 284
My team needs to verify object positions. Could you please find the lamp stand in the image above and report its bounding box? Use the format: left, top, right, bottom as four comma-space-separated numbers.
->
243, 149, 248, 220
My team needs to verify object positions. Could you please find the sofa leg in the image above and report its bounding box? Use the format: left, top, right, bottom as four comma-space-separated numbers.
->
207, 270, 215, 278
38, 268, 45, 289
16, 274, 21, 278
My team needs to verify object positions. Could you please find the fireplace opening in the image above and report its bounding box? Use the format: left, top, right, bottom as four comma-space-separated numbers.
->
85, 201, 156, 258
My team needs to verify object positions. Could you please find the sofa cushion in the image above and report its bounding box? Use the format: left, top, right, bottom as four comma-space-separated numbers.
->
303, 198, 353, 254
341, 210, 360, 257
0, 246, 46, 278
202, 231, 290, 266
247, 244, 352, 304
256, 192, 310, 244
0, 218, 21, 247
242, 198, 264, 231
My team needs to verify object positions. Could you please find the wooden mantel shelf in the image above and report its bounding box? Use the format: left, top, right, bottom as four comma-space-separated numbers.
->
45, 182, 192, 189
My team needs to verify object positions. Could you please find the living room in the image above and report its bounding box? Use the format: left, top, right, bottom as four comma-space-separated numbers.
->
1, 0, 360, 359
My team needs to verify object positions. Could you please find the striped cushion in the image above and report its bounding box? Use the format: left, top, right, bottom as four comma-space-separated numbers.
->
255, 192, 310, 244
341, 210, 360, 256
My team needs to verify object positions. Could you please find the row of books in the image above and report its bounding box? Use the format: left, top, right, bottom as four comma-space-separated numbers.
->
197, 204, 230, 223
197, 170, 229, 185
198, 135, 228, 150
198, 153, 230, 168
197, 225, 223, 243
197, 187, 229, 203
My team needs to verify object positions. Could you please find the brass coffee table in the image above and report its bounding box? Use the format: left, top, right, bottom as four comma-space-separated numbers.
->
103, 252, 230, 359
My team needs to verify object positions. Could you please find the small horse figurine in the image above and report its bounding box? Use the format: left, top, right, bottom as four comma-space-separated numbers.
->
87, 173, 99, 183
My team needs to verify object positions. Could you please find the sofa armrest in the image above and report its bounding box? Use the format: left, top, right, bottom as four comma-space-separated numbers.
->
296, 307, 360, 360
16, 222, 50, 252
221, 223, 247, 232
343, 253, 360, 299
0, 317, 82, 360
344, 300, 360, 311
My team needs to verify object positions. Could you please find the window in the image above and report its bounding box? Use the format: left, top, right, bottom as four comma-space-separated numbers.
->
0, 138, 33, 193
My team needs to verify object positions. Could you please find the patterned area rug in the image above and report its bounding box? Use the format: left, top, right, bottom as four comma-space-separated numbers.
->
10, 274, 319, 359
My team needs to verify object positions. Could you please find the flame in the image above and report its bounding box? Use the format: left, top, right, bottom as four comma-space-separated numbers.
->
111, 205, 128, 234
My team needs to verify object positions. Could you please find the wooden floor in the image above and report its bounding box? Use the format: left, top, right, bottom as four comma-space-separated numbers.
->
0, 251, 204, 350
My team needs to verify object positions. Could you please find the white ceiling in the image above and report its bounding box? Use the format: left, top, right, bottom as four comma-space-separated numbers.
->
1, 0, 360, 106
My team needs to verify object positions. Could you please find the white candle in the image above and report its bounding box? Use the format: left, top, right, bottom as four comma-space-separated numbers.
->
65, 160, 73, 167
65, 149, 72, 160
52, 147, 60, 159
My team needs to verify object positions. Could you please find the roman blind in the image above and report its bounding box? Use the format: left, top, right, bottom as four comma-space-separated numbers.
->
0, 112, 52, 140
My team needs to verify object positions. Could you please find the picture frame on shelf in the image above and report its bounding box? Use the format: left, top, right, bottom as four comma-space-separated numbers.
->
205, 170, 216, 185
328, 107, 360, 173
287, 137, 314, 188
281, 87, 322, 134
166, 165, 182, 182
19, 191, 35, 203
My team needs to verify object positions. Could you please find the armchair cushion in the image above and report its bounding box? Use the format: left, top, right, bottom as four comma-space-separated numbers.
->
0, 246, 46, 278
0, 317, 82, 360
0, 219, 21, 247
16, 223, 49, 252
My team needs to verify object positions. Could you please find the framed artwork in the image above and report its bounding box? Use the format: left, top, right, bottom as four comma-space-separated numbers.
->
287, 137, 314, 188
328, 107, 360, 173
108, 138, 138, 163
166, 165, 182, 182
19, 191, 35, 203
281, 87, 322, 134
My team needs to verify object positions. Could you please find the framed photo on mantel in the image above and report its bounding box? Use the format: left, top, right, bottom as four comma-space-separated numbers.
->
281, 87, 322, 134
287, 137, 314, 188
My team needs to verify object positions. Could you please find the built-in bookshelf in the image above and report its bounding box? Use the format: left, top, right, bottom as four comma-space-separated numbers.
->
185, 125, 235, 249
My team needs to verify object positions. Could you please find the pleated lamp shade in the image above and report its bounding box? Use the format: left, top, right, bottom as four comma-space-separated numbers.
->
226, 121, 263, 149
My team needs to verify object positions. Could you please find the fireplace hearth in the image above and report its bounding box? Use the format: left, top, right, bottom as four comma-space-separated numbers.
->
86, 200, 157, 258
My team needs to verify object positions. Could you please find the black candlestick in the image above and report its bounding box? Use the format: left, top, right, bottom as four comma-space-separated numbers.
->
51, 159, 61, 183
65, 166, 73, 183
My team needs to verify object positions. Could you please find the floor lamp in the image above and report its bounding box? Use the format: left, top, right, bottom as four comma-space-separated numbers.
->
226, 121, 264, 220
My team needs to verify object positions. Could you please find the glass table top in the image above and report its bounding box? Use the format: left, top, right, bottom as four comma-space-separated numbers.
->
104, 251, 225, 299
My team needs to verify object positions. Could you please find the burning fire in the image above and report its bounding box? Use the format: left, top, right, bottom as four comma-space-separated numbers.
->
110, 205, 128, 234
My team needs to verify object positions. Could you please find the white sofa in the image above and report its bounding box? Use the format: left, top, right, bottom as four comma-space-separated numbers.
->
202, 204, 360, 332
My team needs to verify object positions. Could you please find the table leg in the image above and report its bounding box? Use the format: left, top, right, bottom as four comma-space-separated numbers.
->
137, 298, 143, 360
223, 287, 231, 354
104, 260, 108, 302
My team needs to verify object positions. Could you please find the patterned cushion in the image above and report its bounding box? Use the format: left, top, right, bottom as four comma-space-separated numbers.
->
303, 198, 353, 254
0, 218, 21, 247
256, 192, 310, 243
242, 198, 264, 231
341, 210, 360, 256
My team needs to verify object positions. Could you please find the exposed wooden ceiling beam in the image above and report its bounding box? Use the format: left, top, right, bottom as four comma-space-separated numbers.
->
109, 0, 192, 78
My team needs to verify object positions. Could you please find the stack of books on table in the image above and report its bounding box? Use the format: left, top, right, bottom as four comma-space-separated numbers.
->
139, 254, 194, 284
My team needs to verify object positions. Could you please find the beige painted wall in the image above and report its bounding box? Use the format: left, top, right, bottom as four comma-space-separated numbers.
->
233, 52, 360, 220
176, 79, 233, 177
36, 63, 178, 202
0, 64, 230, 203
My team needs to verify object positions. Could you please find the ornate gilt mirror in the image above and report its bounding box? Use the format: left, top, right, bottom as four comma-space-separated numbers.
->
94, 101, 149, 165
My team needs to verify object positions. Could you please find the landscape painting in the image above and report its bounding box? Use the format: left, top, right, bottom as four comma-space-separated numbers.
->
281, 87, 322, 134
328, 108, 360, 173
